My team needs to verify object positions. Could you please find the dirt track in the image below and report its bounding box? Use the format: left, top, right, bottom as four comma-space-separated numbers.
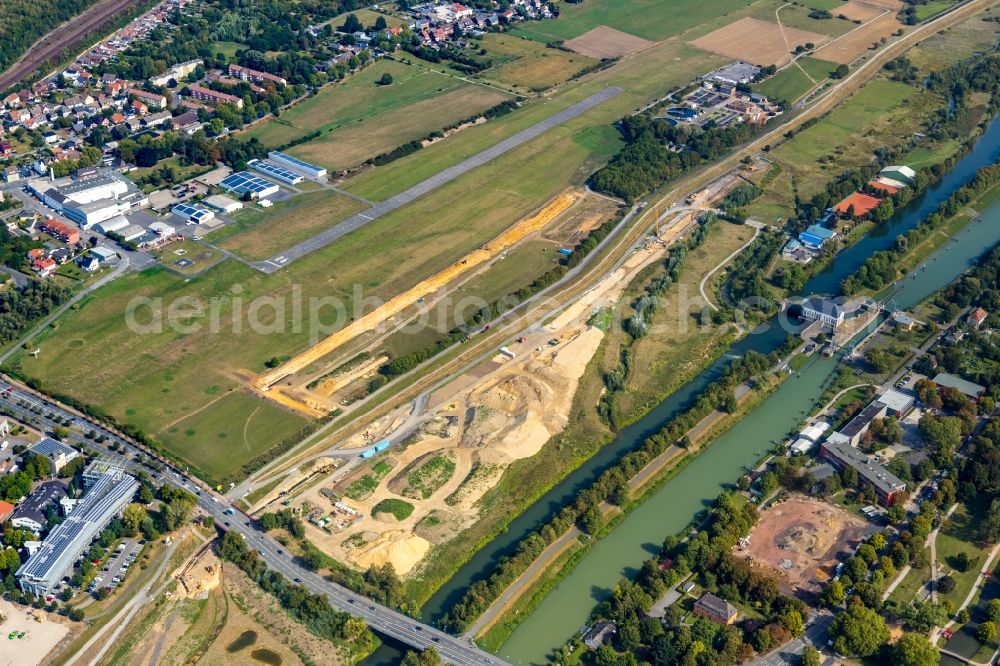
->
0, 0, 146, 93
240, 0, 996, 491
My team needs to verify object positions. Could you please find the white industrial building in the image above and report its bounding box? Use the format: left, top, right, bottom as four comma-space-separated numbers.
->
17, 463, 137, 597
267, 151, 327, 180
203, 194, 243, 213
30, 170, 148, 228
95, 216, 129, 235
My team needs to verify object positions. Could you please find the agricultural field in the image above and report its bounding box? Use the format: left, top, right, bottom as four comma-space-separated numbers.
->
242, 59, 474, 149
754, 57, 838, 103
690, 17, 830, 67
509, 0, 755, 42
217, 191, 367, 261
286, 84, 510, 173
475, 33, 598, 92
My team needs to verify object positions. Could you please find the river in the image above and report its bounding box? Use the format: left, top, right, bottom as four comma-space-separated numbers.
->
361, 117, 1000, 665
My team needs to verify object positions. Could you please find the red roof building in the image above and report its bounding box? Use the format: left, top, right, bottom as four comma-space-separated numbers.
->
42, 219, 80, 245
868, 180, 899, 195
0, 500, 14, 523
32, 257, 57, 276
834, 191, 882, 218
969, 307, 988, 329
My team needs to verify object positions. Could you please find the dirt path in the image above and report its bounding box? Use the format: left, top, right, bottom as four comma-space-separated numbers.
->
699, 223, 761, 311
232, 0, 995, 499
777, 3, 819, 84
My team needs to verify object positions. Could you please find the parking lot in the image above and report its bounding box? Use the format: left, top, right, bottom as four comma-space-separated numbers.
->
88, 539, 141, 595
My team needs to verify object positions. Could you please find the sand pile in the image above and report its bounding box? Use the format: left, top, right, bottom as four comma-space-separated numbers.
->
351, 532, 430, 576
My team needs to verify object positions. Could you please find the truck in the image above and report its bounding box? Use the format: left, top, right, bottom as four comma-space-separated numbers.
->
557, 248, 573, 257
359, 440, 390, 460
499, 346, 515, 359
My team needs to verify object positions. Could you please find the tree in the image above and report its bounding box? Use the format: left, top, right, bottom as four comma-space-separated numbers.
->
891, 632, 939, 666
401, 647, 440, 666
802, 645, 821, 666
982, 498, 1000, 543
829, 604, 889, 656
122, 504, 147, 537
977, 621, 998, 643
820, 580, 845, 608
376, 72, 394, 85
759, 471, 779, 497
342, 13, 364, 33
937, 575, 956, 594
987, 599, 1000, 623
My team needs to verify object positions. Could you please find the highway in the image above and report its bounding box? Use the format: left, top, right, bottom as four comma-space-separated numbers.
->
249, 86, 623, 273
0, 378, 508, 665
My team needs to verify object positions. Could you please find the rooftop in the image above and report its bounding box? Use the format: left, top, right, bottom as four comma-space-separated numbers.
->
822, 438, 906, 496
933, 372, 986, 398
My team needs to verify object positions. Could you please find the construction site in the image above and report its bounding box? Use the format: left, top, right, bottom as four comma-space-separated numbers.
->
239, 166, 752, 578
738, 495, 876, 593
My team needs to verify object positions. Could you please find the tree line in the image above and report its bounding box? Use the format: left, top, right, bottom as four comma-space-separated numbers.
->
438, 345, 796, 633
589, 115, 760, 202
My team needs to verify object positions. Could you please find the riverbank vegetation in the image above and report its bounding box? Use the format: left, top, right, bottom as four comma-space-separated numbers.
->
217, 530, 377, 658
439, 345, 795, 633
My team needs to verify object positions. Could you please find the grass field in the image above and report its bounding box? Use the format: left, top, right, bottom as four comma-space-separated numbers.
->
243, 59, 474, 149
609, 220, 753, 423
157, 391, 308, 487
771, 77, 924, 197
508, 0, 756, 41
937, 504, 987, 609
888, 546, 930, 606
475, 33, 597, 92
746, 166, 797, 224
287, 83, 511, 172
344, 40, 723, 201
906, 10, 1000, 74
915, 0, 956, 20
754, 57, 837, 103
10, 39, 723, 483
767, 3, 860, 37
209, 40, 246, 59
217, 190, 367, 260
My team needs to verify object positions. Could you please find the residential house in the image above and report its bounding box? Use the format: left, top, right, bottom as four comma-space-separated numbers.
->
693, 593, 738, 624
968, 307, 988, 329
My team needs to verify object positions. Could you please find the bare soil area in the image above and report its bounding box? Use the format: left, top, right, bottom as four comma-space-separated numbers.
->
739, 495, 875, 592
296, 325, 605, 577
564, 25, 657, 59
690, 17, 830, 66
812, 12, 903, 64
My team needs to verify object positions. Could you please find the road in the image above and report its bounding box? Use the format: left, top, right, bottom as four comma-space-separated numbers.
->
0, 255, 131, 364
249, 86, 623, 273
749, 612, 833, 666
237, 0, 995, 493
0, 380, 508, 665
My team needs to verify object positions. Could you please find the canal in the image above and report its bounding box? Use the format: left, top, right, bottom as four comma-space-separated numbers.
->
362, 118, 1000, 664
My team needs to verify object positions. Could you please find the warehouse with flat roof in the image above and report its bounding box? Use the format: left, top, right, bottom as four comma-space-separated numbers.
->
249, 159, 304, 185
268, 151, 327, 180
17, 464, 137, 597
220, 171, 280, 199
